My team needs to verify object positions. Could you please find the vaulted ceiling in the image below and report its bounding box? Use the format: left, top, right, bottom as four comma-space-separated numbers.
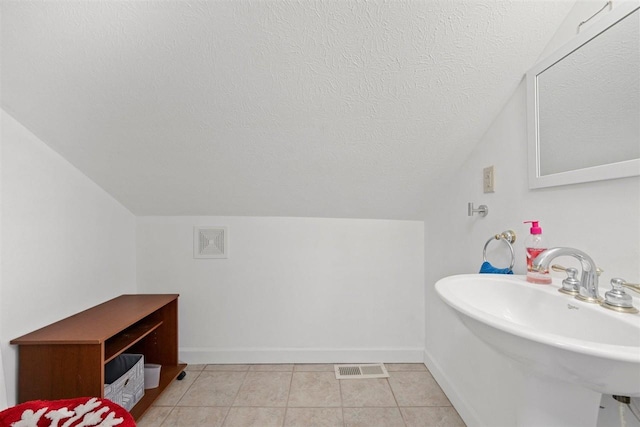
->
1, 1, 574, 219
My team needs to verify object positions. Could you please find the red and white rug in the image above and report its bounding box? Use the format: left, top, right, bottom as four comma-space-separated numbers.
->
0, 397, 135, 427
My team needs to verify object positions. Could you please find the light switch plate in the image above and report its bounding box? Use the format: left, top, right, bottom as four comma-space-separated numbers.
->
483, 166, 495, 193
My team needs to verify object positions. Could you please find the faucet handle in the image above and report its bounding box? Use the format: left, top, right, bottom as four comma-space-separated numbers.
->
558, 267, 580, 296
620, 280, 640, 294
551, 264, 604, 276
601, 278, 639, 314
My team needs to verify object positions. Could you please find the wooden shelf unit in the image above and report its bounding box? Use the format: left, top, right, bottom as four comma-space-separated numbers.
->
11, 294, 186, 421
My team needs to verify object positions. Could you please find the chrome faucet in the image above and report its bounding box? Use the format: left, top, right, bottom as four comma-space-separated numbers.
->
533, 247, 602, 303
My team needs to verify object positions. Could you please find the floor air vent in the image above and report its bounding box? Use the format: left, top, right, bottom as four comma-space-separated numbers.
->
334, 363, 389, 379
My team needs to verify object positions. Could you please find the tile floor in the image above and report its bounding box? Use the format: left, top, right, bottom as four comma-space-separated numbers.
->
137, 363, 466, 427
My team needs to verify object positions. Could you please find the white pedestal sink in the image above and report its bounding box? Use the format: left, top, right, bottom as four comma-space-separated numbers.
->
435, 274, 640, 427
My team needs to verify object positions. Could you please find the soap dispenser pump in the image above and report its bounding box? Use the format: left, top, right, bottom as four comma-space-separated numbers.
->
524, 220, 552, 284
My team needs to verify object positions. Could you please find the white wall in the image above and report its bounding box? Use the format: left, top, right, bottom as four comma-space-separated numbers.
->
137, 216, 424, 363
0, 110, 137, 405
0, 107, 6, 410
423, 2, 640, 426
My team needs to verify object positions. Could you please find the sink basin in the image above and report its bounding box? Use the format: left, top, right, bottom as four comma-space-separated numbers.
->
436, 274, 640, 426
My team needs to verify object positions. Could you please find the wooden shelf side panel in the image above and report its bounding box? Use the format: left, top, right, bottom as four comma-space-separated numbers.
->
17, 344, 103, 403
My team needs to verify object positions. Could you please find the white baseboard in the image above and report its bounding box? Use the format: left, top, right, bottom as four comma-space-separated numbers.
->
179, 347, 424, 365
423, 348, 482, 427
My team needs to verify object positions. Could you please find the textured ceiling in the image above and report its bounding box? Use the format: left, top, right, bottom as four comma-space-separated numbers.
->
1, 0, 575, 219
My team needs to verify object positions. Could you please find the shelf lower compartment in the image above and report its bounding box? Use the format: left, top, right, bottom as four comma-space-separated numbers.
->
129, 363, 187, 420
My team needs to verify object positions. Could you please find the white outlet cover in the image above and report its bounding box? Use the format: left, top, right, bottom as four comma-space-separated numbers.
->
483, 165, 495, 193
194, 226, 228, 258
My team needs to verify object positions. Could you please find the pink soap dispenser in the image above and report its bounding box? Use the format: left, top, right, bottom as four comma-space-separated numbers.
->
524, 220, 552, 284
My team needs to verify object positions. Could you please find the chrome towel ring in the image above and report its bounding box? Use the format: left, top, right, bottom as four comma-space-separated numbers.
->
483, 230, 517, 270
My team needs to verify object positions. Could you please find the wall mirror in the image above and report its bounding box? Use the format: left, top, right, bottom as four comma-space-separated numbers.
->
527, 3, 639, 189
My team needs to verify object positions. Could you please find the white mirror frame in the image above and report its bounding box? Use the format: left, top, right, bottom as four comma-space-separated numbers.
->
526, 2, 640, 189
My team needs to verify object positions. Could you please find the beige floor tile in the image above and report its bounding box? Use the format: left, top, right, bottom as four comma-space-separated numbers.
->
136, 406, 172, 427
153, 371, 201, 406
147, 362, 466, 427
284, 408, 343, 427
343, 407, 405, 427
389, 372, 451, 407
222, 407, 286, 427
233, 372, 292, 407
249, 364, 294, 372
206, 364, 251, 371
340, 378, 397, 407
185, 364, 206, 372
385, 363, 428, 372
293, 364, 335, 372
178, 371, 247, 406
401, 407, 466, 427
161, 407, 229, 427
288, 372, 341, 407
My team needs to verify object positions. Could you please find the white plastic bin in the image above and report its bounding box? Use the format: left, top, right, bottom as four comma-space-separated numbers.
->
144, 363, 161, 389
104, 354, 144, 411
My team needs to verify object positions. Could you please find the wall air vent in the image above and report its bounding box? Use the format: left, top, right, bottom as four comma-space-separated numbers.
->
194, 226, 228, 259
